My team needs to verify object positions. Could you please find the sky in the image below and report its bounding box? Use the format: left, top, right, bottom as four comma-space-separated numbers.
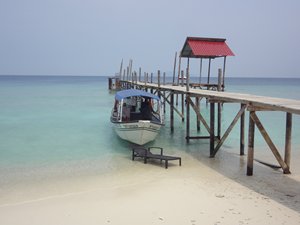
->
0, 0, 300, 77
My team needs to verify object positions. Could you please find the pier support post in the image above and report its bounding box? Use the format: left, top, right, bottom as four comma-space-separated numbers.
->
240, 104, 245, 155
172, 52, 177, 85
139, 67, 141, 82
163, 72, 166, 113
126, 67, 129, 88
181, 93, 185, 122
284, 113, 292, 173
186, 94, 190, 143
247, 111, 255, 176
157, 70, 161, 98
210, 102, 215, 157
170, 92, 174, 133
150, 73, 153, 93
217, 103, 221, 139
196, 97, 200, 131
181, 70, 185, 122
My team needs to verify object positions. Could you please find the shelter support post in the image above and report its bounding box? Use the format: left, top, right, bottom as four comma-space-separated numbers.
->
222, 57, 227, 91
207, 58, 211, 87
186, 58, 190, 92
199, 58, 202, 84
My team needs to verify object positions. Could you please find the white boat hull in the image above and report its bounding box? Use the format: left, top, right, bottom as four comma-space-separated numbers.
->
113, 120, 161, 145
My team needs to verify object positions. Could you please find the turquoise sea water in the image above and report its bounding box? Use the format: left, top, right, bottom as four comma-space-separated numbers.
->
0, 75, 300, 183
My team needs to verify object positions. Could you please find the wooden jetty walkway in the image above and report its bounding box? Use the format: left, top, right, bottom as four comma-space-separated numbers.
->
120, 78, 300, 176
112, 36, 300, 176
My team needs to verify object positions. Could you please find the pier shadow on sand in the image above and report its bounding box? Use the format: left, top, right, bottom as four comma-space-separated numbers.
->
184, 142, 300, 213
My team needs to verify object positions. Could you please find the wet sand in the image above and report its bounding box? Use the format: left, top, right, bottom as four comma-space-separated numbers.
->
1, 147, 300, 225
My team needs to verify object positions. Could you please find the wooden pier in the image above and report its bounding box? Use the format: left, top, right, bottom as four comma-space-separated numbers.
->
119, 77, 300, 176
113, 37, 300, 176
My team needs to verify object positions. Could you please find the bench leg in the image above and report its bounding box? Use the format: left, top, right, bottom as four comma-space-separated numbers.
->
165, 160, 168, 169
179, 159, 181, 166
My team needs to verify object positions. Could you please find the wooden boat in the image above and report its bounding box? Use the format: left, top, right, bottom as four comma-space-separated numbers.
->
110, 89, 164, 145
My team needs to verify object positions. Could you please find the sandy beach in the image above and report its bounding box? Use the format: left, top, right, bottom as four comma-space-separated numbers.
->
1, 146, 300, 225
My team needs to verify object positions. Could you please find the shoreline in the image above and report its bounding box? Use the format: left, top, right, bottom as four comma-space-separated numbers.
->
1, 146, 300, 224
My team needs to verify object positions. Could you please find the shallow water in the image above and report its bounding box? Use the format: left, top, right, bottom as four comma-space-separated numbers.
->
0, 75, 300, 186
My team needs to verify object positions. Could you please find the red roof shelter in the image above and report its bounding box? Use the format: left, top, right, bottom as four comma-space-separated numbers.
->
177, 37, 234, 90
181, 37, 234, 58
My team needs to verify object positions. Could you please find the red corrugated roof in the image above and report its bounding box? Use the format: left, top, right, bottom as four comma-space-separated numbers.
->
181, 37, 234, 58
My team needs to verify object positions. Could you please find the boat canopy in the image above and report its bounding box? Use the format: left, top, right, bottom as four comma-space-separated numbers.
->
115, 89, 160, 101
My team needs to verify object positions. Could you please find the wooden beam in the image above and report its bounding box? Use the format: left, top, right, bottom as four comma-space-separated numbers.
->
250, 112, 290, 174
211, 104, 247, 157
187, 96, 210, 134
247, 111, 255, 176
247, 105, 277, 112
161, 92, 184, 119
186, 136, 218, 140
